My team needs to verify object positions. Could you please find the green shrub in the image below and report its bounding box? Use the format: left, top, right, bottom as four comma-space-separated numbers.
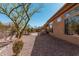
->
12, 40, 24, 56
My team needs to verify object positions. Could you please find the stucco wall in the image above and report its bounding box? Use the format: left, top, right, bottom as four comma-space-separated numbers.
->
50, 15, 79, 45
53, 15, 65, 35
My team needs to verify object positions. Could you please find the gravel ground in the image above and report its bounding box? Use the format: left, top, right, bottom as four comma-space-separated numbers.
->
0, 33, 37, 56
1, 33, 79, 56
19, 34, 37, 56
31, 33, 79, 56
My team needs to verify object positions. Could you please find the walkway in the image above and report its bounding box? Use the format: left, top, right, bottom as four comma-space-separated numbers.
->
31, 33, 79, 56
19, 33, 37, 56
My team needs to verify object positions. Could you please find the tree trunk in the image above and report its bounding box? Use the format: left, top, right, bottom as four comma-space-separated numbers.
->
12, 36, 24, 56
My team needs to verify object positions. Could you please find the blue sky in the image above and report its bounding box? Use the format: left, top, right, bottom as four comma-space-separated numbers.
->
0, 3, 64, 28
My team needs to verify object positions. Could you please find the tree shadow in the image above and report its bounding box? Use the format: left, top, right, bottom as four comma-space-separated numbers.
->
31, 33, 79, 56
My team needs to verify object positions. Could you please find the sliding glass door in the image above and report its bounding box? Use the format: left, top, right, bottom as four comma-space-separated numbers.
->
64, 15, 79, 35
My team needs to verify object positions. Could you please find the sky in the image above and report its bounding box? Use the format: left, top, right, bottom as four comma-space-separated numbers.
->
0, 3, 64, 28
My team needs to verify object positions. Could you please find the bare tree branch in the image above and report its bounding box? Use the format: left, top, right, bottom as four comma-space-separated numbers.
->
9, 4, 25, 15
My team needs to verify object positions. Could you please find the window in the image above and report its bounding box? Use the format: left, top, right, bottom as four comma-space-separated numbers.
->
64, 6, 79, 17
64, 15, 79, 35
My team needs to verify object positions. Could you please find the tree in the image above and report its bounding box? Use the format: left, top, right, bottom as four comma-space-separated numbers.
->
0, 3, 42, 55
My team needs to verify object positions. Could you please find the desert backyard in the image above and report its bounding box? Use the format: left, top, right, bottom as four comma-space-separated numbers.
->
0, 32, 79, 56
0, 3, 79, 56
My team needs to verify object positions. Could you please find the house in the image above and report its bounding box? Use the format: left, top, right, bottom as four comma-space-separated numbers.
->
43, 3, 79, 45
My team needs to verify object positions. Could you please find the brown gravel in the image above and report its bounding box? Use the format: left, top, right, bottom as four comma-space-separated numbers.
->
31, 33, 79, 56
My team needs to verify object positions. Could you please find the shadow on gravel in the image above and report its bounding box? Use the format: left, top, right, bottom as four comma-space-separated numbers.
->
0, 41, 12, 48
31, 33, 79, 56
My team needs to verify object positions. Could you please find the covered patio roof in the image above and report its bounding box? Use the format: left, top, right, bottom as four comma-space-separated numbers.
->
43, 3, 77, 28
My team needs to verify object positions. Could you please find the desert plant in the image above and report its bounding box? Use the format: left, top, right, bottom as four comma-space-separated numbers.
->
0, 3, 42, 56
12, 39, 24, 56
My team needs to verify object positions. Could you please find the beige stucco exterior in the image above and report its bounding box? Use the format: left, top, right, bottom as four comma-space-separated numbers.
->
43, 3, 79, 45
53, 15, 64, 35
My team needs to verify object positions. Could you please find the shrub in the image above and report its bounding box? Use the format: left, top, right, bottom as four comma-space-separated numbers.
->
12, 40, 24, 56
